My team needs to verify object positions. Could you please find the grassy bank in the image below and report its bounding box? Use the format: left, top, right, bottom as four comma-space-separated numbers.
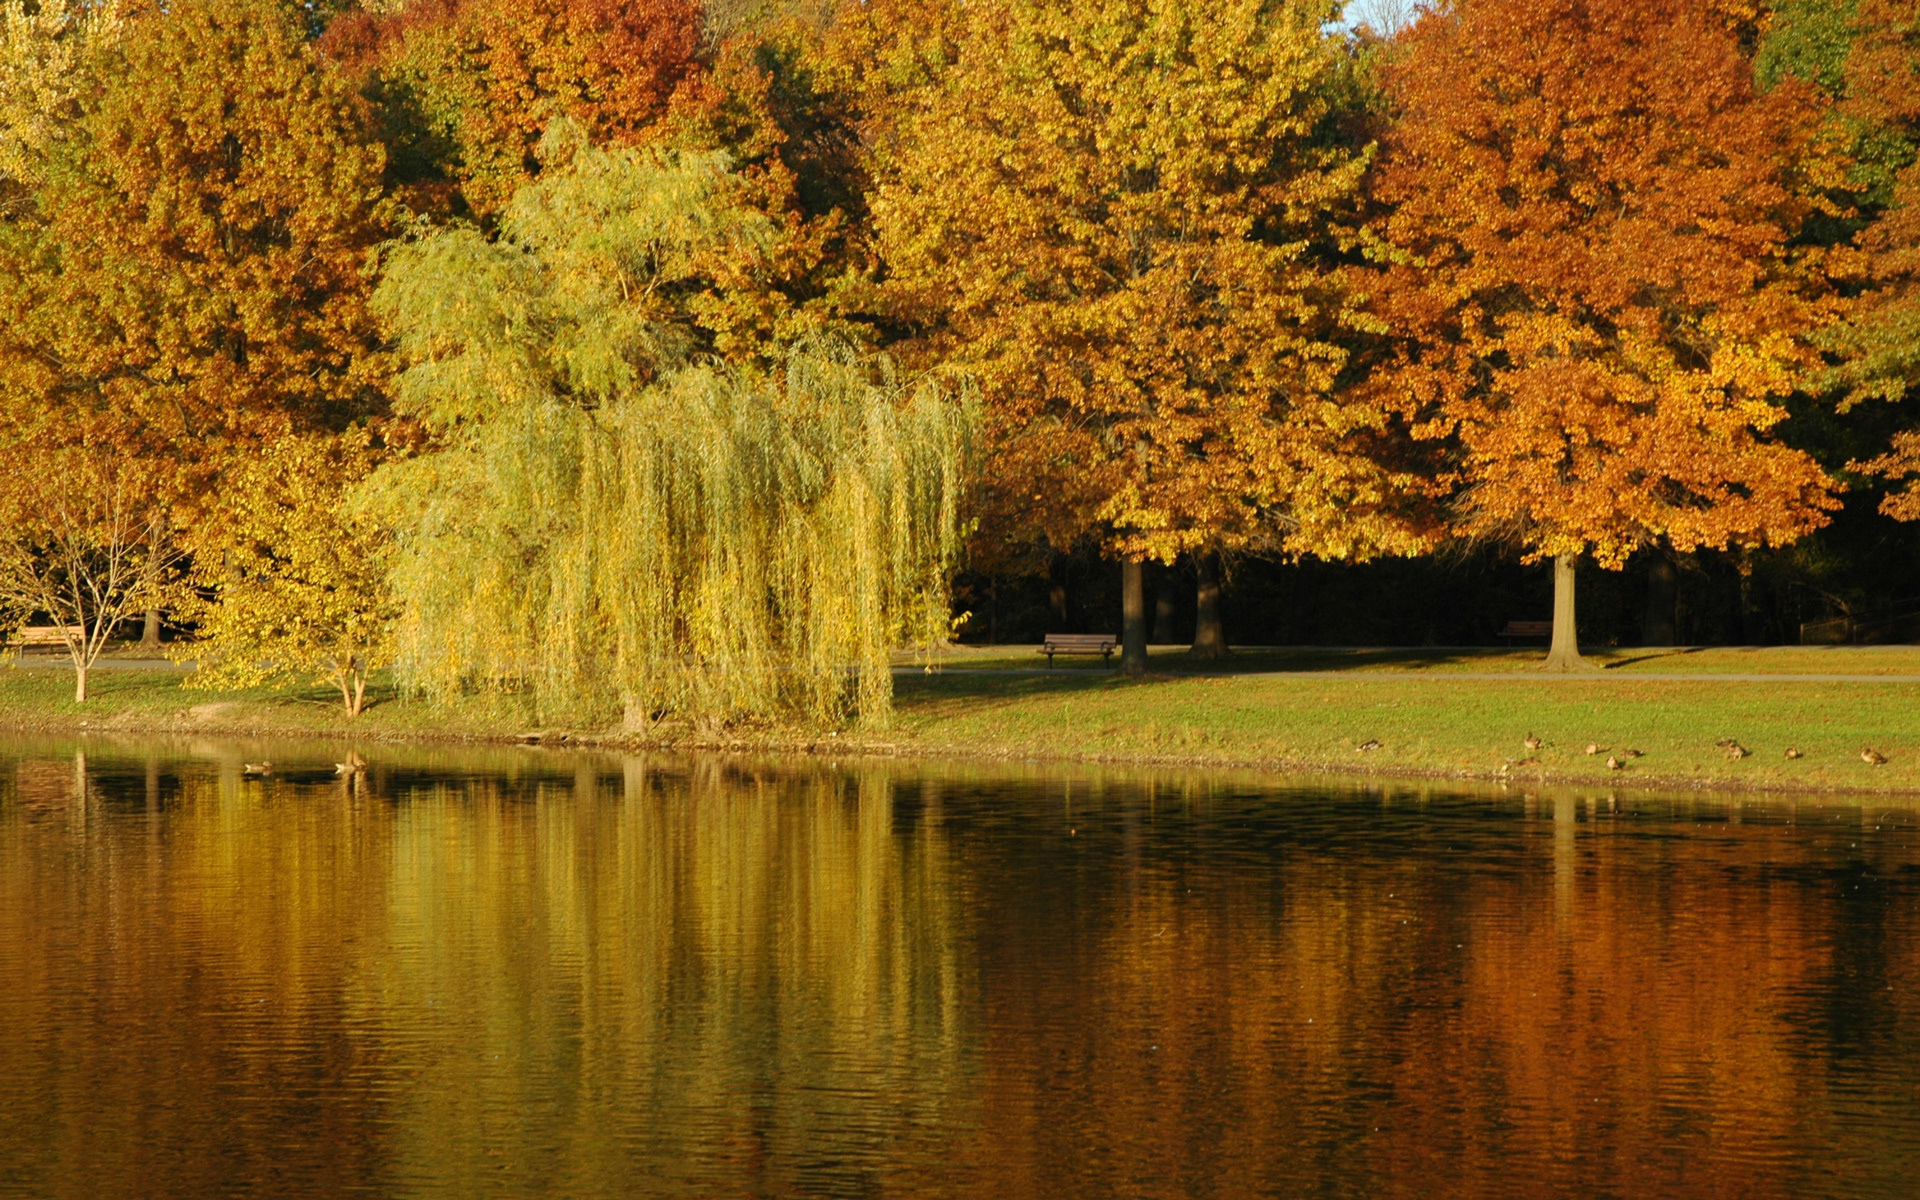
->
3, 646, 1918, 794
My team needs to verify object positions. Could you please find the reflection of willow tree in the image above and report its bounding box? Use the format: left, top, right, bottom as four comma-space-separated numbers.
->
0, 747, 975, 1197
365, 757, 974, 1196
5, 750, 1920, 1197
370, 136, 973, 728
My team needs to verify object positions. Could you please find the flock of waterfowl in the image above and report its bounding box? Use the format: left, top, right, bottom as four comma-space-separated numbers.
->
1351, 734, 1895, 771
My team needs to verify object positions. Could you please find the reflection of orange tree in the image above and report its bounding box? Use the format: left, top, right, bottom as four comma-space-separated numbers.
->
943, 788, 1920, 1198
4, 753, 1919, 1197
1372, 803, 1873, 1198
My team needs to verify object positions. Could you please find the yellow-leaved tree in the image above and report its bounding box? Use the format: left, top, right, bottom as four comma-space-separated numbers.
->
368, 133, 973, 730
178, 433, 394, 717
867, 0, 1431, 670
0, 0, 121, 193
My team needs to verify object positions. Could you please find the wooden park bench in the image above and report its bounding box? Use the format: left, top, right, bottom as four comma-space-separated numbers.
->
4, 625, 83, 648
1497, 619, 1554, 642
1040, 632, 1118, 667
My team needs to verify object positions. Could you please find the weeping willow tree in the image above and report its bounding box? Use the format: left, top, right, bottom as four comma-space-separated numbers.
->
367, 132, 972, 728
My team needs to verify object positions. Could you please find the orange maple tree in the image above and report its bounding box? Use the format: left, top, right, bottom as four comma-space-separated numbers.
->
325, 1, 862, 357
0, 0, 388, 696
1370, 0, 1843, 668
322, 0, 708, 217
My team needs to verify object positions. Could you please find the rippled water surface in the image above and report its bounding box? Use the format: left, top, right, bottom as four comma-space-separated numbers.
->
3, 736, 1918, 1198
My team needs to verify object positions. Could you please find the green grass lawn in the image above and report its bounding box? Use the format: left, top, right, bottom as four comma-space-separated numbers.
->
890, 668, 1920, 792
4, 644, 1918, 793
0, 662, 520, 740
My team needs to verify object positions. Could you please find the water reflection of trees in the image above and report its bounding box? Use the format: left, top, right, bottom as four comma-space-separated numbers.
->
937, 778, 1920, 1198
369, 756, 973, 1196
2, 746, 1917, 1198
0, 747, 973, 1198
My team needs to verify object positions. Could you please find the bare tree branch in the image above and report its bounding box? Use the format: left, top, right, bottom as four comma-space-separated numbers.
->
0, 448, 184, 701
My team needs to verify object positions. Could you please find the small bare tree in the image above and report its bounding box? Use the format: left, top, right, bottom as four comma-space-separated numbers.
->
0, 448, 183, 701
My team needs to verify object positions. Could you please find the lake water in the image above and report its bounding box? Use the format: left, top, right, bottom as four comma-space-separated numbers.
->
2, 736, 1917, 1199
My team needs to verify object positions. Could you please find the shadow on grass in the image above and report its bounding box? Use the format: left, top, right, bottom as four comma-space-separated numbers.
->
1599, 647, 1711, 671
896, 670, 1133, 707
926, 646, 1551, 677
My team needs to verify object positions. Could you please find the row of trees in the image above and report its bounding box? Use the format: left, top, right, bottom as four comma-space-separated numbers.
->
1, 0, 1916, 717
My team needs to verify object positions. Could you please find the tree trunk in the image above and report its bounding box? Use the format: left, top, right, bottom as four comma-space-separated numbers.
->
141, 608, 161, 650
1152, 563, 1178, 644
1121, 559, 1148, 676
622, 695, 650, 735
1189, 551, 1229, 660
1049, 554, 1070, 630
74, 661, 89, 703
1543, 554, 1590, 671
1642, 555, 1678, 646
340, 665, 368, 719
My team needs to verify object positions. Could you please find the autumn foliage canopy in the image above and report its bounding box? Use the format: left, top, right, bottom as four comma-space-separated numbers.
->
2, 0, 1918, 710
1371, 0, 1843, 568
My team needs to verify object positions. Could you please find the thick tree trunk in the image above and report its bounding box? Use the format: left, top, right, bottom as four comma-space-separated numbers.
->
622, 696, 650, 735
1151, 563, 1178, 644
74, 662, 89, 703
1642, 555, 1678, 646
1121, 559, 1148, 676
141, 608, 161, 649
1189, 551, 1229, 660
1542, 555, 1590, 671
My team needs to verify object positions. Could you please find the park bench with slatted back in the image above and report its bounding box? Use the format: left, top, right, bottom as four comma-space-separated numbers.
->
4, 625, 83, 648
1497, 620, 1554, 642
1040, 633, 1118, 666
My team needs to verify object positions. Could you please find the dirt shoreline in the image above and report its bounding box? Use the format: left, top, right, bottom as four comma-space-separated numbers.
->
8, 709, 1918, 802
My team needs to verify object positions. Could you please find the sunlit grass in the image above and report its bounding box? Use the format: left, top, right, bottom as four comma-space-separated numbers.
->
5, 645, 1919, 792
890, 669, 1920, 792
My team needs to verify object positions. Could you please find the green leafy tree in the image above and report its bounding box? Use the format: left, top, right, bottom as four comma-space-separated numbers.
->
368, 136, 972, 728
1762, 1, 1920, 516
